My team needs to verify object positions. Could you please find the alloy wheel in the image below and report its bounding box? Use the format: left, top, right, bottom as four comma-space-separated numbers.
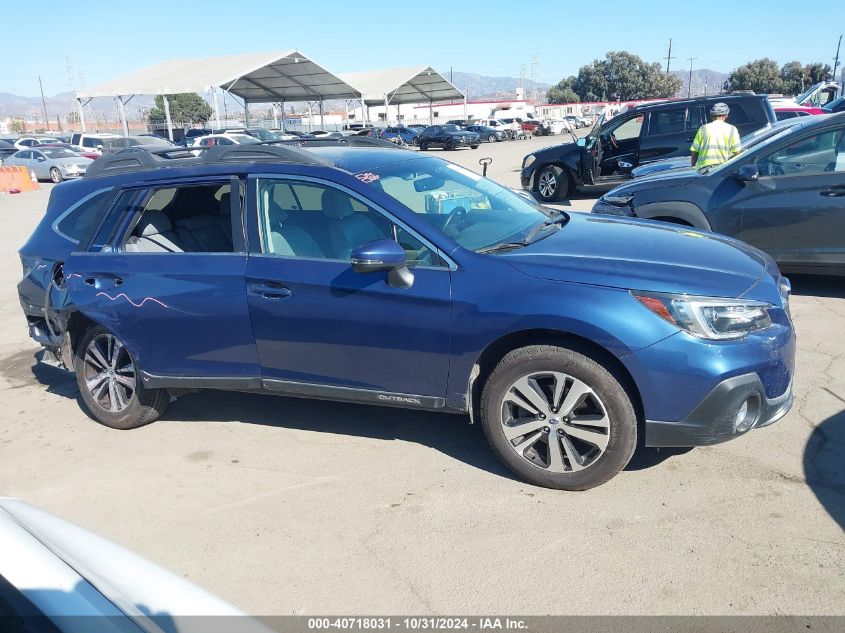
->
537, 170, 557, 199
500, 371, 610, 473
50, 167, 62, 183
83, 334, 136, 413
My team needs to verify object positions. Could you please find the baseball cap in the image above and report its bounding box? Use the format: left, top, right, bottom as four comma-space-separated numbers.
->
710, 102, 730, 116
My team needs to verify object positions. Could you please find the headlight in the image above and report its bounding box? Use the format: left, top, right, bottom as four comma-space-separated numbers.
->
633, 291, 773, 340
603, 194, 633, 206
523, 154, 536, 169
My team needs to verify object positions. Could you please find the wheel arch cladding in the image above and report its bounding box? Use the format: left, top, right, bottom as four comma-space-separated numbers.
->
468, 329, 644, 429
635, 201, 711, 230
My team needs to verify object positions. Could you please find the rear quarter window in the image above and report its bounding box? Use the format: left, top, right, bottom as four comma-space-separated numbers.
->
727, 104, 751, 125
54, 188, 115, 245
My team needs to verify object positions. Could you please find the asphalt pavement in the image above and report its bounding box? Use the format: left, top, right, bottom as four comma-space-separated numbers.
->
0, 136, 842, 616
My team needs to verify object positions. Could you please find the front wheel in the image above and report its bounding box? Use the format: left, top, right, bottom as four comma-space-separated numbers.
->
419, 143, 428, 151
488, 134, 497, 143
470, 144, 479, 149
50, 167, 63, 183
535, 165, 569, 202
446, 139, 456, 151
480, 345, 637, 490
74, 326, 169, 430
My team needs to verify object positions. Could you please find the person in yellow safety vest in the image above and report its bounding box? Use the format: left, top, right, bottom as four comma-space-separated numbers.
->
690, 102, 741, 168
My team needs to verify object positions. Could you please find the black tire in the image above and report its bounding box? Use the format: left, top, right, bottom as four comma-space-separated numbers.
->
74, 325, 168, 430
480, 345, 637, 490
419, 143, 428, 151
534, 165, 570, 202
471, 144, 479, 149
446, 139, 456, 151
412, 137, 419, 146
487, 134, 496, 143
50, 167, 63, 183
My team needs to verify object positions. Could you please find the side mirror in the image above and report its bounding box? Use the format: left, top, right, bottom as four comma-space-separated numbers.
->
735, 164, 759, 182
37, 156, 46, 162
350, 239, 413, 288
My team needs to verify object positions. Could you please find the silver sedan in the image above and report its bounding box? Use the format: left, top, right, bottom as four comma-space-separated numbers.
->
3, 147, 93, 182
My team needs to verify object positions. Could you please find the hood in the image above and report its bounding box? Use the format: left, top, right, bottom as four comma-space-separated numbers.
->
632, 158, 695, 178
54, 156, 93, 166
502, 213, 767, 298
531, 141, 578, 159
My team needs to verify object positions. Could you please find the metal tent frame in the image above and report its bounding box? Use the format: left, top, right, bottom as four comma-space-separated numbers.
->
76, 50, 362, 140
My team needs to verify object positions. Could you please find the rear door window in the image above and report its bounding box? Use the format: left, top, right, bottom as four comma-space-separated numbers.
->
55, 188, 115, 245
646, 107, 686, 136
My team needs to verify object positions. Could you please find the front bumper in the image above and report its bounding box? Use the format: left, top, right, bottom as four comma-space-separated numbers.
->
645, 372, 794, 447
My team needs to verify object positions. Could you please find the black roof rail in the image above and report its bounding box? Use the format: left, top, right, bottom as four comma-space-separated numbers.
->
85, 143, 329, 178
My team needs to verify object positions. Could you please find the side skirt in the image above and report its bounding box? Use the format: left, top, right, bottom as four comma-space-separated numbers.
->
140, 372, 449, 411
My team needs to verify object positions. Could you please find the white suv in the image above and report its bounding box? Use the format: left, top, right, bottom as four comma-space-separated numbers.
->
69, 133, 122, 155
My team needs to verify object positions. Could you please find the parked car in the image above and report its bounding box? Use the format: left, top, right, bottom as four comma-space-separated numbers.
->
521, 120, 543, 134
3, 146, 92, 182
191, 133, 260, 155
69, 132, 122, 155
417, 124, 480, 150
0, 497, 271, 632
822, 96, 845, 114
472, 119, 514, 139
774, 105, 825, 120
546, 119, 574, 135
446, 119, 473, 126
521, 94, 777, 202
0, 139, 16, 163
464, 125, 507, 142
102, 135, 177, 151
380, 126, 421, 145
37, 142, 101, 160
17, 143, 795, 490
407, 124, 428, 130
592, 112, 845, 275
565, 115, 584, 129
631, 117, 804, 178
13, 136, 61, 149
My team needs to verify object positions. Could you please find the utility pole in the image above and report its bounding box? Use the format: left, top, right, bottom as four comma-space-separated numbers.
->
664, 38, 675, 73
833, 34, 842, 83
38, 77, 49, 130
687, 57, 697, 98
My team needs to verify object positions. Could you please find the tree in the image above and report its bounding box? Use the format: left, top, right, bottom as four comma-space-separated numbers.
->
9, 119, 25, 134
779, 61, 833, 95
557, 52, 681, 103
147, 93, 212, 127
546, 76, 580, 103
727, 58, 782, 94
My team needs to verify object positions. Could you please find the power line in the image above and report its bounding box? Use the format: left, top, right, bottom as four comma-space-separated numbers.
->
833, 34, 842, 83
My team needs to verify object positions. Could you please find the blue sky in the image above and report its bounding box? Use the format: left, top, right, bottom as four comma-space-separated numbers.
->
5, 0, 844, 96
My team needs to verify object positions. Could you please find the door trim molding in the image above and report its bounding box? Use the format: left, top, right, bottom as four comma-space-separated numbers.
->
140, 371, 447, 410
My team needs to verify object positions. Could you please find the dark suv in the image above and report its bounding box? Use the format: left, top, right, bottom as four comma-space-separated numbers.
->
521, 95, 776, 202
17, 143, 794, 490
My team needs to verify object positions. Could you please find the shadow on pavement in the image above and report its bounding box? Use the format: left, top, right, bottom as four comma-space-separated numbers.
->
14, 347, 696, 483
165, 389, 519, 482
803, 405, 845, 530
788, 274, 845, 298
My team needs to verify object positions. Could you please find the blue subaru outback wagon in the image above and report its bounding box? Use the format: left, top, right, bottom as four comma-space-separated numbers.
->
17, 142, 795, 490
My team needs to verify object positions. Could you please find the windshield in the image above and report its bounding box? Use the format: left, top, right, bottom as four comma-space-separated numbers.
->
249, 129, 279, 141
441, 125, 463, 133
41, 148, 78, 158
358, 156, 557, 252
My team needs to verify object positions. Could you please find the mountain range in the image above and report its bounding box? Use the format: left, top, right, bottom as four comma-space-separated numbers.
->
0, 69, 727, 123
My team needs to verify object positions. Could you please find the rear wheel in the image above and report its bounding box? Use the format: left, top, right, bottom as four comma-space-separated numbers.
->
488, 134, 497, 143
74, 326, 169, 430
446, 139, 456, 151
535, 165, 569, 202
480, 345, 637, 490
50, 167, 63, 183
471, 144, 479, 149
419, 143, 428, 151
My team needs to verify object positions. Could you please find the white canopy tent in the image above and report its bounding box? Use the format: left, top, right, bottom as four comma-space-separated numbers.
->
339, 67, 465, 124
77, 50, 361, 139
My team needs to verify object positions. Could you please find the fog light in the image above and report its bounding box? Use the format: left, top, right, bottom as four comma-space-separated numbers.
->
734, 396, 760, 433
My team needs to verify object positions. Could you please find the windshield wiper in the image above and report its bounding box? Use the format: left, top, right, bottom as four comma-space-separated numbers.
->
477, 242, 527, 254
522, 212, 568, 244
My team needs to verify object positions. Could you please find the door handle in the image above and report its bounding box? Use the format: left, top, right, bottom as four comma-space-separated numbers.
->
820, 186, 845, 197
248, 282, 291, 300
83, 274, 123, 288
